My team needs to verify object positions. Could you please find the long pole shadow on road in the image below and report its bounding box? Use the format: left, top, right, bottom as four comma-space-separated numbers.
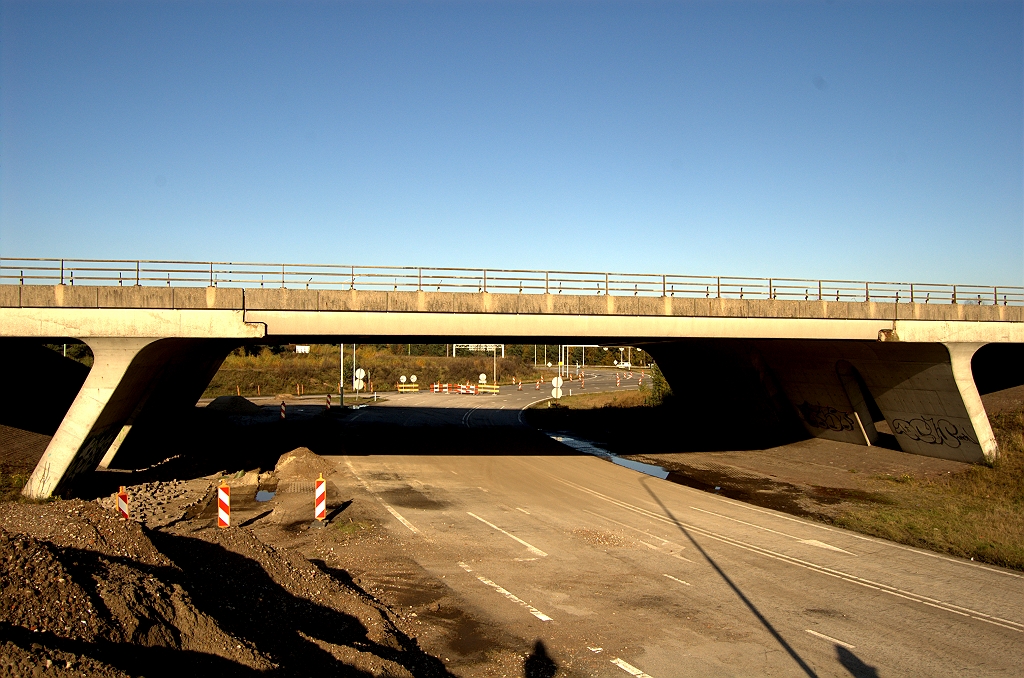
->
639, 478, 820, 678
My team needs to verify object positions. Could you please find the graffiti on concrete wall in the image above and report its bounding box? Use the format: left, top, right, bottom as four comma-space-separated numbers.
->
891, 418, 977, 449
798, 402, 856, 432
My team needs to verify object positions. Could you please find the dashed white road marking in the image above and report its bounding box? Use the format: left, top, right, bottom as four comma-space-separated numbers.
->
457, 562, 552, 621
344, 458, 419, 534
663, 573, 691, 587
588, 647, 654, 677
548, 474, 1024, 633
610, 658, 654, 677
516, 507, 531, 515
805, 629, 856, 650
467, 512, 548, 556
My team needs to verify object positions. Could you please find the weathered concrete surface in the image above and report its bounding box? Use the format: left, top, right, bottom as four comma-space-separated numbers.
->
3, 284, 1023, 322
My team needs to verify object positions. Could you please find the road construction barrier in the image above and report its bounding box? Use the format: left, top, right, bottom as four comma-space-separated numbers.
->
217, 482, 230, 528
314, 473, 326, 521
536, 380, 541, 390
280, 401, 286, 419
517, 379, 523, 391
616, 374, 621, 387
117, 486, 129, 520
398, 383, 420, 393
326, 394, 331, 409
477, 384, 500, 395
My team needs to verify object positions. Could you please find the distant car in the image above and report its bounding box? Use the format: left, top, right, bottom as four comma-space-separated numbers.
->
617, 362, 631, 370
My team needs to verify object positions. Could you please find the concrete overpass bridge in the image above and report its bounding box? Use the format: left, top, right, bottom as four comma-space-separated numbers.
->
3, 257, 1023, 499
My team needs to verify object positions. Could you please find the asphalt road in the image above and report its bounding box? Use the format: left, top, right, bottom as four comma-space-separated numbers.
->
309, 372, 1023, 676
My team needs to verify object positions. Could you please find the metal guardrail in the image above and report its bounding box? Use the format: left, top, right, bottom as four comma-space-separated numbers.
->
0, 257, 1021, 305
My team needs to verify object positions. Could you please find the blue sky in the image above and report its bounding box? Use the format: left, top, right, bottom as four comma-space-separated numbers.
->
1, 0, 1021, 285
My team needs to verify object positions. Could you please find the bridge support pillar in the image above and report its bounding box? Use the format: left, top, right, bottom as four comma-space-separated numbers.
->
22, 337, 204, 498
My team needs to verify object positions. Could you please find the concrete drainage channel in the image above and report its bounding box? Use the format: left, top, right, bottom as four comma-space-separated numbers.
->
547, 433, 671, 480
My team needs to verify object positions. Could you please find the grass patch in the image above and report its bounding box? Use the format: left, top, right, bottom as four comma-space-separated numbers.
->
830, 411, 1024, 569
535, 389, 647, 410
0, 470, 30, 503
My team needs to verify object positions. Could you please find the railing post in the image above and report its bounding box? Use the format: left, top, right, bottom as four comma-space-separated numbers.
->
418, 268, 422, 291
605, 273, 609, 295
994, 287, 998, 305
483, 270, 487, 293
662, 275, 666, 297
716, 276, 721, 298
136, 261, 140, 286
865, 281, 870, 302
60, 259, 64, 285
768, 278, 773, 299
545, 272, 549, 294
281, 264, 286, 289
909, 283, 914, 303
351, 266, 355, 290
952, 285, 957, 304
818, 280, 822, 301
210, 263, 214, 287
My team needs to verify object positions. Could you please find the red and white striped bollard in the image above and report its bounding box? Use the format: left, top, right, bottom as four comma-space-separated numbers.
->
117, 486, 129, 520
280, 401, 286, 419
217, 481, 230, 528
315, 473, 327, 521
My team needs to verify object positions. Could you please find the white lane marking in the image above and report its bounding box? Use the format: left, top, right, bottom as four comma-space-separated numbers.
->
697, 485, 1023, 579
462, 405, 484, 427
477, 486, 490, 493
664, 573, 691, 587
516, 507, 531, 515
457, 562, 552, 621
805, 629, 856, 650
611, 657, 654, 677
549, 474, 1024, 633
584, 509, 694, 562
690, 506, 855, 555
799, 539, 853, 553
467, 512, 548, 556
587, 646, 603, 653
344, 458, 419, 534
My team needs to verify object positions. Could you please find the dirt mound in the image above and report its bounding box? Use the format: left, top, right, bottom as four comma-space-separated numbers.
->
205, 396, 262, 414
274, 447, 336, 480
0, 497, 451, 676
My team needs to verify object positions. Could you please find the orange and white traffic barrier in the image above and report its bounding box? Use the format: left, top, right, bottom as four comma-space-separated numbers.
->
616, 374, 621, 387
280, 401, 286, 419
326, 394, 332, 409
517, 379, 523, 391
117, 486, 129, 520
536, 380, 540, 390
217, 481, 230, 528
314, 473, 327, 521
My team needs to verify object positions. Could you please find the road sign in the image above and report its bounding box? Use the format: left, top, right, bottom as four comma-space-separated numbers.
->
479, 373, 487, 383
551, 387, 563, 399
354, 378, 364, 390
551, 376, 563, 388
400, 375, 407, 383
355, 368, 366, 379
410, 375, 417, 383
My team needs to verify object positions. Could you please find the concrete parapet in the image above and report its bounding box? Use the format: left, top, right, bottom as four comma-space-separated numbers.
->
2, 284, 1023, 324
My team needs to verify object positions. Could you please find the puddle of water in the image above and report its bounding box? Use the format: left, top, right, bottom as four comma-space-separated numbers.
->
255, 491, 276, 502
551, 434, 669, 480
